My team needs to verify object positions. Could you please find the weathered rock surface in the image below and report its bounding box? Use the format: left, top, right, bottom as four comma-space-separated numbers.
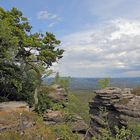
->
0, 101, 29, 112
0, 101, 35, 133
43, 109, 65, 124
88, 87, 140, 137
44, 84, 89, 139
0, 111, 35, 133
43, 110, 89, 138
48, 84, 68, 102
70, 115, 88, 133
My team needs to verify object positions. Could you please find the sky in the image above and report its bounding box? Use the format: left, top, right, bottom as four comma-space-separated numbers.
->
1, 0, 140, 77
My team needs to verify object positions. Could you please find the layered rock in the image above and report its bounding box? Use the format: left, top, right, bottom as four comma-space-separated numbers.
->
69, 115, 89, 137
44, 84, 88, 138
43, 109, 65, 125
0, 101, 29, 112
48, 84, 68, 103
89, 87, 140, 137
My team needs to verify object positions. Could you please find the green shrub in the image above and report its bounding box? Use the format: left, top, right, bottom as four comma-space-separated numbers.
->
49, 124, 81, 140
35, 85, 66, 114
128, 120, 140, 138
92, 126, 137, 140
35, 86, 53, 114
52, 72, 70, 92
66, 91, 95, 124
97, 78, 110, 89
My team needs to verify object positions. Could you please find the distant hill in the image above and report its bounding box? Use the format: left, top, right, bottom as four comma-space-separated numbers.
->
43, 77, 140, 90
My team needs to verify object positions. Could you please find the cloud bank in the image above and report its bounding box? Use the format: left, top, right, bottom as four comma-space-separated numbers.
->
53, 19, 140, 77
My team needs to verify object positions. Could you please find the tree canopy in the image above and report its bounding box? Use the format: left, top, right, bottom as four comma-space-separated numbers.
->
0, 7, 64, 106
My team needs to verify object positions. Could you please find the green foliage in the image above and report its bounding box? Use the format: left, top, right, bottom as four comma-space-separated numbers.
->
128, 120, 140, 138
67, 90, 95, 123
92, 126, 137, 140
51, 103, 64, 111
53, 72, 70, 92
49, 124, 81, 140
35, 85, 65, 114
35, 86, 52, 114
114, 126, 134, 140
0, 7, 63, 105
98, 78, 110, 89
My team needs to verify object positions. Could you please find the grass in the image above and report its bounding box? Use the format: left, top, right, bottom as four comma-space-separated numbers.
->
118, 98, 129, 105
0, 111, 56, 140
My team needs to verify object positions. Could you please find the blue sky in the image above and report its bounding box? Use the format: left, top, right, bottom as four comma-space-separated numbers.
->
1, 0, 140, 77
1, 0, 98, 37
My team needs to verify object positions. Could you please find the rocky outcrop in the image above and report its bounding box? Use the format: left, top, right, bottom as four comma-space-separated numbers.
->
0, 112, 35, 133
48, 84, 68, 102
0, 101, 29, 112
43, 84, 68, 125
43, 109, 65, 125
89, 87, 140, 137
44, 84, 89, 139
70, 115, 89, 138
0, 102, 34, 133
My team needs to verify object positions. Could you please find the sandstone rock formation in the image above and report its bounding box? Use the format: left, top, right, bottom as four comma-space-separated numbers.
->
0, 101, 35, 133
44, 84, 89, 139
43, 109, 65, 125
88, 87, 140, 137
0, 101, 29, 112
48, 84, 68, 102
69, 115, 89, 137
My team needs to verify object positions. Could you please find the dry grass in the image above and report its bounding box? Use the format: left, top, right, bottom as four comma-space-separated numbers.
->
0, 111, 56, 140
132, 86, 140, 96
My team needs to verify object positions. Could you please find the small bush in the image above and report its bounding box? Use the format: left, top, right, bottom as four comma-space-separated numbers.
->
97, 78, 110, 89
132, 86, 140, 96
35, 85, 53, 114
92, 126, 137, 140
49, 124, 81, 140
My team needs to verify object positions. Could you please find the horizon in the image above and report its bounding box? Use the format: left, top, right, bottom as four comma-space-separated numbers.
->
1, 0, 140, 77
47, 76, 140, 79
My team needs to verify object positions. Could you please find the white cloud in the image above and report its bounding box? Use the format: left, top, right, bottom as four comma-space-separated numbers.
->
53, 19, 140, 77
37, 10, 60, 21
48, 22, 57, 28
37, 10, 61, 28
37, 11, 49, 20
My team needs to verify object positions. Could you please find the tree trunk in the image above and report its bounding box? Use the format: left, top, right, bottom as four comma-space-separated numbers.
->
32, 71, 41, 110
26, 62, 41, 110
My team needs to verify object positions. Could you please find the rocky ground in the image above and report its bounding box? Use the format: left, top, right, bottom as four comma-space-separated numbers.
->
1, 86, 139, 140
0, 84, 89, 140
